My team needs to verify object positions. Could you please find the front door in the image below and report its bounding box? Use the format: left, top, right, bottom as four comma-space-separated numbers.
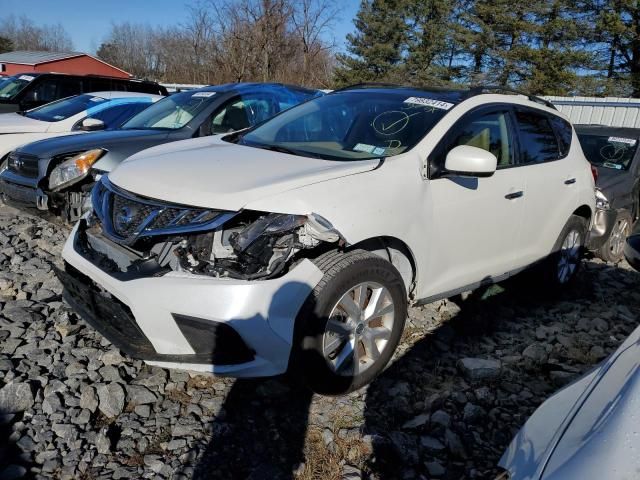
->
424, 107, 526, 297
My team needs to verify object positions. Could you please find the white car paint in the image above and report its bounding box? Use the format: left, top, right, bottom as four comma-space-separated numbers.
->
63, 92, 596, 377
0, 91, 162, 162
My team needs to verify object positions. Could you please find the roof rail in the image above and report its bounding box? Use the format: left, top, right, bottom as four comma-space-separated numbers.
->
467, 86, 556, 110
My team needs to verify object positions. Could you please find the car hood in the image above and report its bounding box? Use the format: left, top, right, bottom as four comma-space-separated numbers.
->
14, 129, 169, 158
499, 324, 640, 479
0, 112, 49, 133
109, 136, 380, 211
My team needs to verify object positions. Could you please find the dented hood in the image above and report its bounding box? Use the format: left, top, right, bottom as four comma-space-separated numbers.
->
0, 112, 49, 133
109, 136, 380, 211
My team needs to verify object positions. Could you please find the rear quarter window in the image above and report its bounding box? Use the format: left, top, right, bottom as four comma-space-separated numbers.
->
516, 109, 561, 164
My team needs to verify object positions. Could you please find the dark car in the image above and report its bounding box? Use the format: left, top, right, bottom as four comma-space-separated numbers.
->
0, 73, 168, 113
0, 83, 321, 222
577, 125, 640, 262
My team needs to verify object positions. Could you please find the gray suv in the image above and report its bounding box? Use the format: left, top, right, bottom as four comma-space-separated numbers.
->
0, 83, 321, 222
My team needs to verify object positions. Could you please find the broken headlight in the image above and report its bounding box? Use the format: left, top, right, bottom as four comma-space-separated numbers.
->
595, 189, 610, 210
175, 211, 342, 280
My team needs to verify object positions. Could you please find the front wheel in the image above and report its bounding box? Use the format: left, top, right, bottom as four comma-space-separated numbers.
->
291, 250, 407, 395
597, 210, 632, 263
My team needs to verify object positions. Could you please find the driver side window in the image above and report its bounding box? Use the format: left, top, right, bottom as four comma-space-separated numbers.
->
211, 95, 277, 134
445, 110, 514, 168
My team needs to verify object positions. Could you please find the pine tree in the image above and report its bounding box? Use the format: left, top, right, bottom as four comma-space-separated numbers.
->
334, 0, 409, 85
0, 37, 13, 54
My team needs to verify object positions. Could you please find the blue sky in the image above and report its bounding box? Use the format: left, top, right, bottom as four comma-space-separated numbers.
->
1, 0, 360, 54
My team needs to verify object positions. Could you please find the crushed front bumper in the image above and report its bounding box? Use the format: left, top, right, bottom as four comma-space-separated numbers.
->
61, 222, 324, 377
586, 207, 619, 251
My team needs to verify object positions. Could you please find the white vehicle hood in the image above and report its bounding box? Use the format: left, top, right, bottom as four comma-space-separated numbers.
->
109, 136, 380, 211
0, 112, 49, 133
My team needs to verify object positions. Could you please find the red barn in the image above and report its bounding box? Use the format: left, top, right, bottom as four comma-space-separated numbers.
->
0, 51, 131, 78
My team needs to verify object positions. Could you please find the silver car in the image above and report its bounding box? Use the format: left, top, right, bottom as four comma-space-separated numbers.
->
498, 235, 640, 479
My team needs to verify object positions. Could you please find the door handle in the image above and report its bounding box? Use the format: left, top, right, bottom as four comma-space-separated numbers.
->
564, 178, 576, 185
505, 191, 524, 200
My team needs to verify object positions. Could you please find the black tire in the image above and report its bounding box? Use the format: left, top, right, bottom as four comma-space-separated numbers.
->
539, 214, 588, 288
291, 249, 407, 395
597, 210, 633, 263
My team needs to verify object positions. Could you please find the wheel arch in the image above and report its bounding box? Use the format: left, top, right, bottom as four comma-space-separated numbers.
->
349, 236, 417, 296
572, 204, 592, 223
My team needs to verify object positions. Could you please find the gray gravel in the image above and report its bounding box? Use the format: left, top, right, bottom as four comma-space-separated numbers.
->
0, 204, 639, 480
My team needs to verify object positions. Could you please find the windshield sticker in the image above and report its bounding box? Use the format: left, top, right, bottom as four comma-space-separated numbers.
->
353, 143, 375, 153
53, 115, 64, 120
603, 161, 624, 170
353, 143, 386, 156
608, 136, 637, 146
403, 97, 454, 110
18, 75, 35, 82
192, 91, 216, 98
90, 97, 103, 102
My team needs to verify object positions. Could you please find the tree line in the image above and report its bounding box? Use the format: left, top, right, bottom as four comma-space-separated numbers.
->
337, 0, 640, 96
1, 1, 640, 96
96, 0, 338, 88
0, 15, 73, 53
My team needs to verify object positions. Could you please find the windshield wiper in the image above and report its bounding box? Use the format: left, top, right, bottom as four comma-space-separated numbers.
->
256, 144, 302, 156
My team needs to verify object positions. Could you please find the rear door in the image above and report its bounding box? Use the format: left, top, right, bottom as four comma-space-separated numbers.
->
514, 108, 577, 265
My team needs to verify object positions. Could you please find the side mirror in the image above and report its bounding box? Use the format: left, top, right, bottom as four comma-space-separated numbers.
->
444, 145, 497, 177
78, 118, 105, 132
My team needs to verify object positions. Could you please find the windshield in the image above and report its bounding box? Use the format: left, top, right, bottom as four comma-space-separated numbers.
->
121, 90, 215, 130
0, 75, 34, 100
578, 133, 638, 170
25, 94, 107, 122
237, 90, 455, 160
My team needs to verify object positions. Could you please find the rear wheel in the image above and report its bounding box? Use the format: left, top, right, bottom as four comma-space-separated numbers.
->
291, 250, 407, 395
597, 210, 632, 263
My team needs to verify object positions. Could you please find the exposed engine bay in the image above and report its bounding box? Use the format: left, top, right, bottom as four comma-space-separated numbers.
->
79, 210, 343, 281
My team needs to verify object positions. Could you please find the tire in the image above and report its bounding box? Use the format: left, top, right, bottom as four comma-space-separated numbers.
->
539, 214, 588, 287
291, 249, 407, 395
597, 210, 633, 263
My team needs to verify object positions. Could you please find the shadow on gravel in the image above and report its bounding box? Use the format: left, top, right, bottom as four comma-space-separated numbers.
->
191, 378, 312, 480
362, 264, 640, 479
189, 281, 318, 480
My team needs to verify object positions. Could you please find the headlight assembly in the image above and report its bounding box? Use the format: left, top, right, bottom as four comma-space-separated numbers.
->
49, 149, 106, 191
595, 189, 610, 210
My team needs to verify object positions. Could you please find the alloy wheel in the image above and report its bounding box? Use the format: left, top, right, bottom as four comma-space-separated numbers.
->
557, 229, 582, 284
609, 218, 630, 259
322, 282, 395, 376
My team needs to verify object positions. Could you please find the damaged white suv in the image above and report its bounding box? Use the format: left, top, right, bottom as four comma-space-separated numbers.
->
59, 85, 596, 394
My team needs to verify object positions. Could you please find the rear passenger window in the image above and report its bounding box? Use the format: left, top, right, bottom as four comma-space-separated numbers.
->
516, 110, 560, 163
549, 115, 572, 157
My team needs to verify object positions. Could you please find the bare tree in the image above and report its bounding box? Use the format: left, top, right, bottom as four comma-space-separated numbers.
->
0, 15, 73, 51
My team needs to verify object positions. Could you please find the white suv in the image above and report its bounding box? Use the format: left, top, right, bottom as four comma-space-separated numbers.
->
59, 85, 596, 394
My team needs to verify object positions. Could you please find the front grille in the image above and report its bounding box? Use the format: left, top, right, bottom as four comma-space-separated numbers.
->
111, 193, 156, 238
92, 176, 236, 246
7, 152, 39, 178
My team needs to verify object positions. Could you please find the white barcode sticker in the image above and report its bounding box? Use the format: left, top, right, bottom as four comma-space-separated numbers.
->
608, 136, 637, 146
192, 91, 216, 98
19, 75, 35, 82
404, 97, 454, 110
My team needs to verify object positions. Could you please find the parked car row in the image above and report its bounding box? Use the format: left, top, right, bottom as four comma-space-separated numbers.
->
2, 79, 640, 479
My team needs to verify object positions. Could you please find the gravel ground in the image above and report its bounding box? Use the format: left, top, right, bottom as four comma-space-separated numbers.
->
0, 204, 639, 480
